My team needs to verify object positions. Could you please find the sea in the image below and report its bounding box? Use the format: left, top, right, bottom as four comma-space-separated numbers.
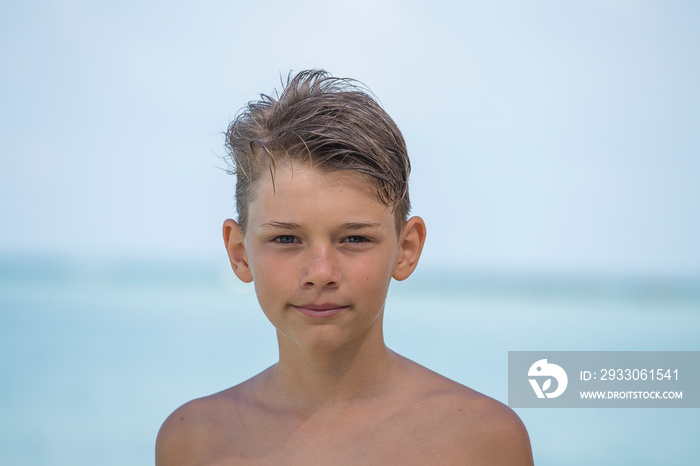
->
1, 254, 699, 465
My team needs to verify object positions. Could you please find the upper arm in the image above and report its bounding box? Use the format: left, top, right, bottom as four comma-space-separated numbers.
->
155, 409, 188, 466
467, 399, 534, 466
155, 403, 206, 466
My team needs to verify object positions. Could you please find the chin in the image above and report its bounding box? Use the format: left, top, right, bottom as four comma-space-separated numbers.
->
289, 328, 364, 353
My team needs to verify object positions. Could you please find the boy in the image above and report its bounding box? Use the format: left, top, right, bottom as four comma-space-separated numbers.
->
156, 70, 533, 465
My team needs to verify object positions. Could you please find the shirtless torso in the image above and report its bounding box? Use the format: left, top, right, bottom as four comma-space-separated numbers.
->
156, 352, 533, 465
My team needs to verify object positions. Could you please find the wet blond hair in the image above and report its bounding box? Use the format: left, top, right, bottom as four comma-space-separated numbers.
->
224, 69, 411, 232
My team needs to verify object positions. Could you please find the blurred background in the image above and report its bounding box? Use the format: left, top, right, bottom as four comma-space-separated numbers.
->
1, 1, 698, 465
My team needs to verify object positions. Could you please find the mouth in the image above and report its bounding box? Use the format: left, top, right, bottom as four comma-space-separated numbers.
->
291, 303, 349, 318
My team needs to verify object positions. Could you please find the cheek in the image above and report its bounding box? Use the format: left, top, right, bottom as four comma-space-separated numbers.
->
250, 252, 296, 292
349, 255, 394, 292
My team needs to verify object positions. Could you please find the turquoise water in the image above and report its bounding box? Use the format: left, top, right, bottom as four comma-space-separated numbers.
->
1, 256, 698, 465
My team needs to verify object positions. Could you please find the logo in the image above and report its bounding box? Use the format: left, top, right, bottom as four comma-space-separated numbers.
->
528, 359, 568, 398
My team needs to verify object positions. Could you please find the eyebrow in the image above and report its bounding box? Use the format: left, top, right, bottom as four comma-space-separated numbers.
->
260, 221, 302, 231
338, 222, 382, 230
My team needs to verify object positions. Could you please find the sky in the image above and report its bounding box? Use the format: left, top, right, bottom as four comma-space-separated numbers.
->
1, 0, 699, 279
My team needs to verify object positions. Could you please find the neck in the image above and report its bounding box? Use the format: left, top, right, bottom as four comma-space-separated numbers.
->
265, 316, 401, 412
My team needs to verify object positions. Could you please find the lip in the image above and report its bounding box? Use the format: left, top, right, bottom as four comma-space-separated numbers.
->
292, 303, 349, 319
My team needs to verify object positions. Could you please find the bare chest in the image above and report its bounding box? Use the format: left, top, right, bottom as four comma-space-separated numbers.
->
202, 406, 465, 466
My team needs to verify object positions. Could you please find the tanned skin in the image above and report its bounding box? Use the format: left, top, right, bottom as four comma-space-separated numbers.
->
156, 164, 534, 465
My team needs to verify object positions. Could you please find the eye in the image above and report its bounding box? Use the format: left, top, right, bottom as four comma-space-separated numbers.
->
344, 236, 368, 244
274, 235, 298, 244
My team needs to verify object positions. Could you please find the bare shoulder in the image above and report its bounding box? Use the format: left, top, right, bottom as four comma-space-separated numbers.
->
447, 389, 533, 465
155, 386, 244, 466
401, 359, 534, 465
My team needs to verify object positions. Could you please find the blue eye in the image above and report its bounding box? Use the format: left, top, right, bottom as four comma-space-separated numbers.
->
275, 235, 297, 244
345, 236, 367, 243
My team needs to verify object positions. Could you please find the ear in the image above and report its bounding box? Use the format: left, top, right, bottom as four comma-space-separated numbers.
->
392, 216, 427, 281
223, 219, 253, 283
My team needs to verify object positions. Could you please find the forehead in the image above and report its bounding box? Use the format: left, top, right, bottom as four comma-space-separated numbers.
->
247, 163, 392, 225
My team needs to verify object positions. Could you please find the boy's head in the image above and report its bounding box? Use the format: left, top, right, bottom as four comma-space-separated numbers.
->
224, 69, 411, 234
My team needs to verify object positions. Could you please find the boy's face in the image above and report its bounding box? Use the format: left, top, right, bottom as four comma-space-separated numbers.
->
223, 162, 425, 352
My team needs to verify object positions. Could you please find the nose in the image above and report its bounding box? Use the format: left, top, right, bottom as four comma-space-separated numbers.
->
300, 243, 340, 288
